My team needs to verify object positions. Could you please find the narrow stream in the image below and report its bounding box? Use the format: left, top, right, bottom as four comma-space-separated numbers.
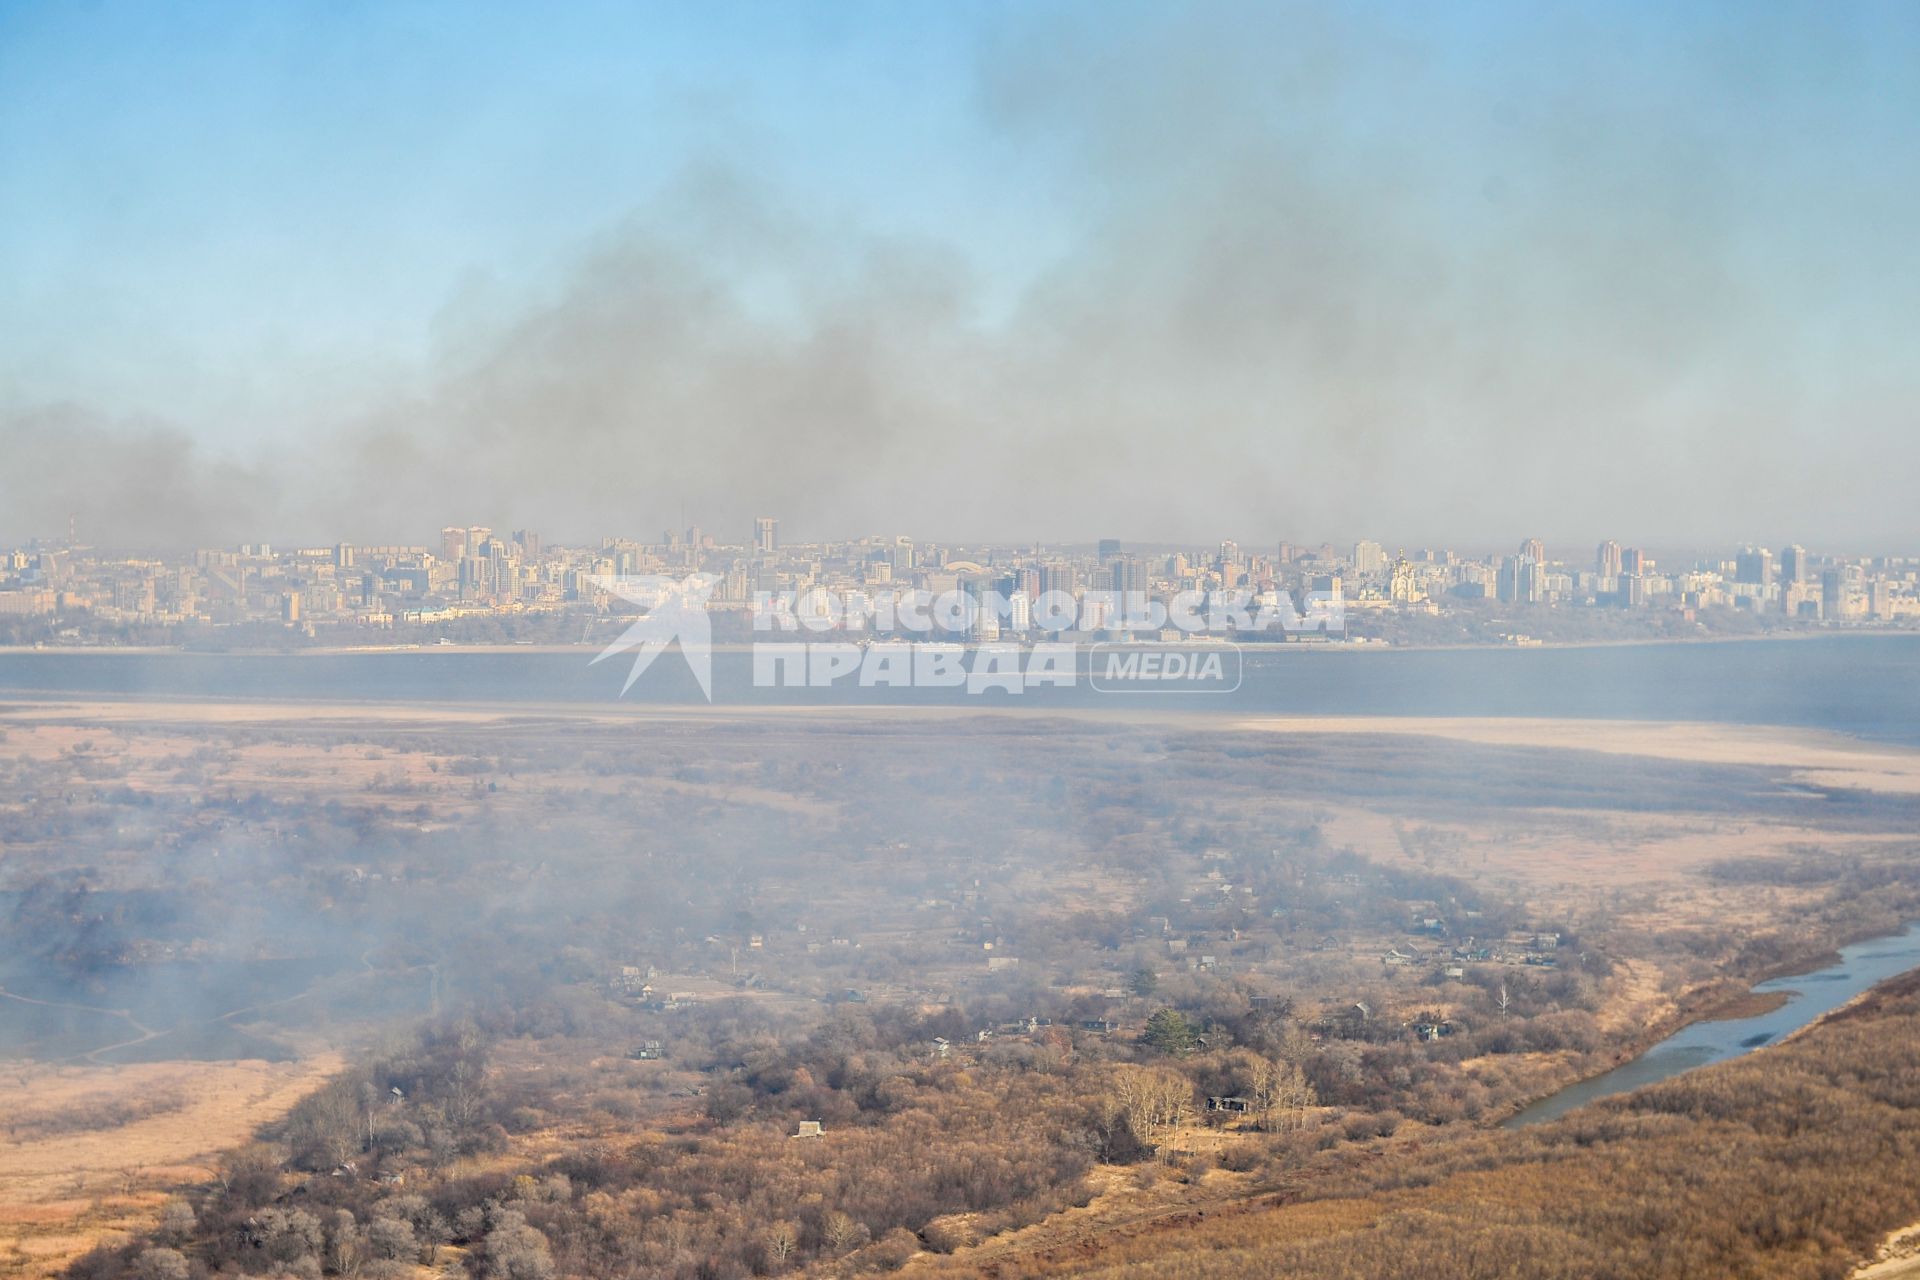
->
1507, 922, 1920, 1128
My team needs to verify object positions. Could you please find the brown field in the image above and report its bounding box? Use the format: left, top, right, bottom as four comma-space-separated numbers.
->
14, 696, 1920, 786
0, 1054, 342, 1278
1235, 714, 1920, 794
905, 969, 1920, 1280
5, 694, 1920, 1276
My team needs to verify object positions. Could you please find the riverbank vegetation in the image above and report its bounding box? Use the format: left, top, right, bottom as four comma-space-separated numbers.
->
6, 703, 1920, 1275
926, 967, 1920, 1279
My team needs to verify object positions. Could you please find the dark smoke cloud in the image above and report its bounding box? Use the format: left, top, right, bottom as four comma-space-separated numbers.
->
0, 402, 277, 549
2, 3, 1913, 552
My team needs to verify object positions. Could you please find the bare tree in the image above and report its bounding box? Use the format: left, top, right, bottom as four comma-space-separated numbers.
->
155, 1198, 196, 1246
1250, 1056, 1317, 1132
1112, 1064, 1192, 1146
824, 1210, 867, 1255
130, 1249, 191, 1280
324, 1208, 363, 1276
484, 1210, 555, 1280
367, 1215, 417, 1262
763, 1219, 801, 1271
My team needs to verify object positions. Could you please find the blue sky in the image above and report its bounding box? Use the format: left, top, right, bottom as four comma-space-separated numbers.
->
1, 2, 1056, 436
2, 1, 1917, 546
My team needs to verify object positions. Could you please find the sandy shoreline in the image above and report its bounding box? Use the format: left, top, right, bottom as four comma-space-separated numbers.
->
7, 694, 1920, 793
1231, 715, 1920, 792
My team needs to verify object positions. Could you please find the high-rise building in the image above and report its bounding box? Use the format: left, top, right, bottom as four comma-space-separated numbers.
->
1870, 578, 1893, 619
1781, 544, 1811, 585
1097, 538, 1123, 561
1735, 546, 1775, 587
1352, 540, 1386, 575
459, 555, 491, 599
1520, 538, 1546, 564
1038, 562, 1076, 599
1006, 589, 1032, 632
1621, 547, 1649, 575
441, 527, 469, 563
1498, 554, 1545, 604
754, 516, 779, 554
1595, 540, 1622, 579
1822, 568, 1850, 620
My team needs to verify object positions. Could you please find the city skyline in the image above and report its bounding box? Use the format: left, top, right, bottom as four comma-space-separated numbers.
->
0, 511, 1905, 567
4, 516, 1911, 641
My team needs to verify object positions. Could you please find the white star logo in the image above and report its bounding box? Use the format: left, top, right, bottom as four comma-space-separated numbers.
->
589, 574, 718, 700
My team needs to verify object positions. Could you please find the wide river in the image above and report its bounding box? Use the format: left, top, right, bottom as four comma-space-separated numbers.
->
3, 633, 1920, 745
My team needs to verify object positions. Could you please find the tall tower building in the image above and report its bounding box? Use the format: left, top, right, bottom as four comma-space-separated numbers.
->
1498, 554, 1545, 604
1821, 568, 1849, 620
1781, 544, 1810, 585
754, 516, 779, 554
1596, 541, 1623, 579
1735, 546, 1775, 587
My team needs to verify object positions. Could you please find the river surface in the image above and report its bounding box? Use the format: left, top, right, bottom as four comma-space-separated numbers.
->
1507, 923, 1920, 1127
4, 634, 1920, 745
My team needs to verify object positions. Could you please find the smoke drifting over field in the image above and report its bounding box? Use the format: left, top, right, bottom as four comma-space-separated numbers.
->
2, 3, 1915, 548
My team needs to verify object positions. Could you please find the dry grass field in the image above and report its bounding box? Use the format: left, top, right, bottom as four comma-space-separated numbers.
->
0, 1054, 343, 1277
6, 694, 1920, 1276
